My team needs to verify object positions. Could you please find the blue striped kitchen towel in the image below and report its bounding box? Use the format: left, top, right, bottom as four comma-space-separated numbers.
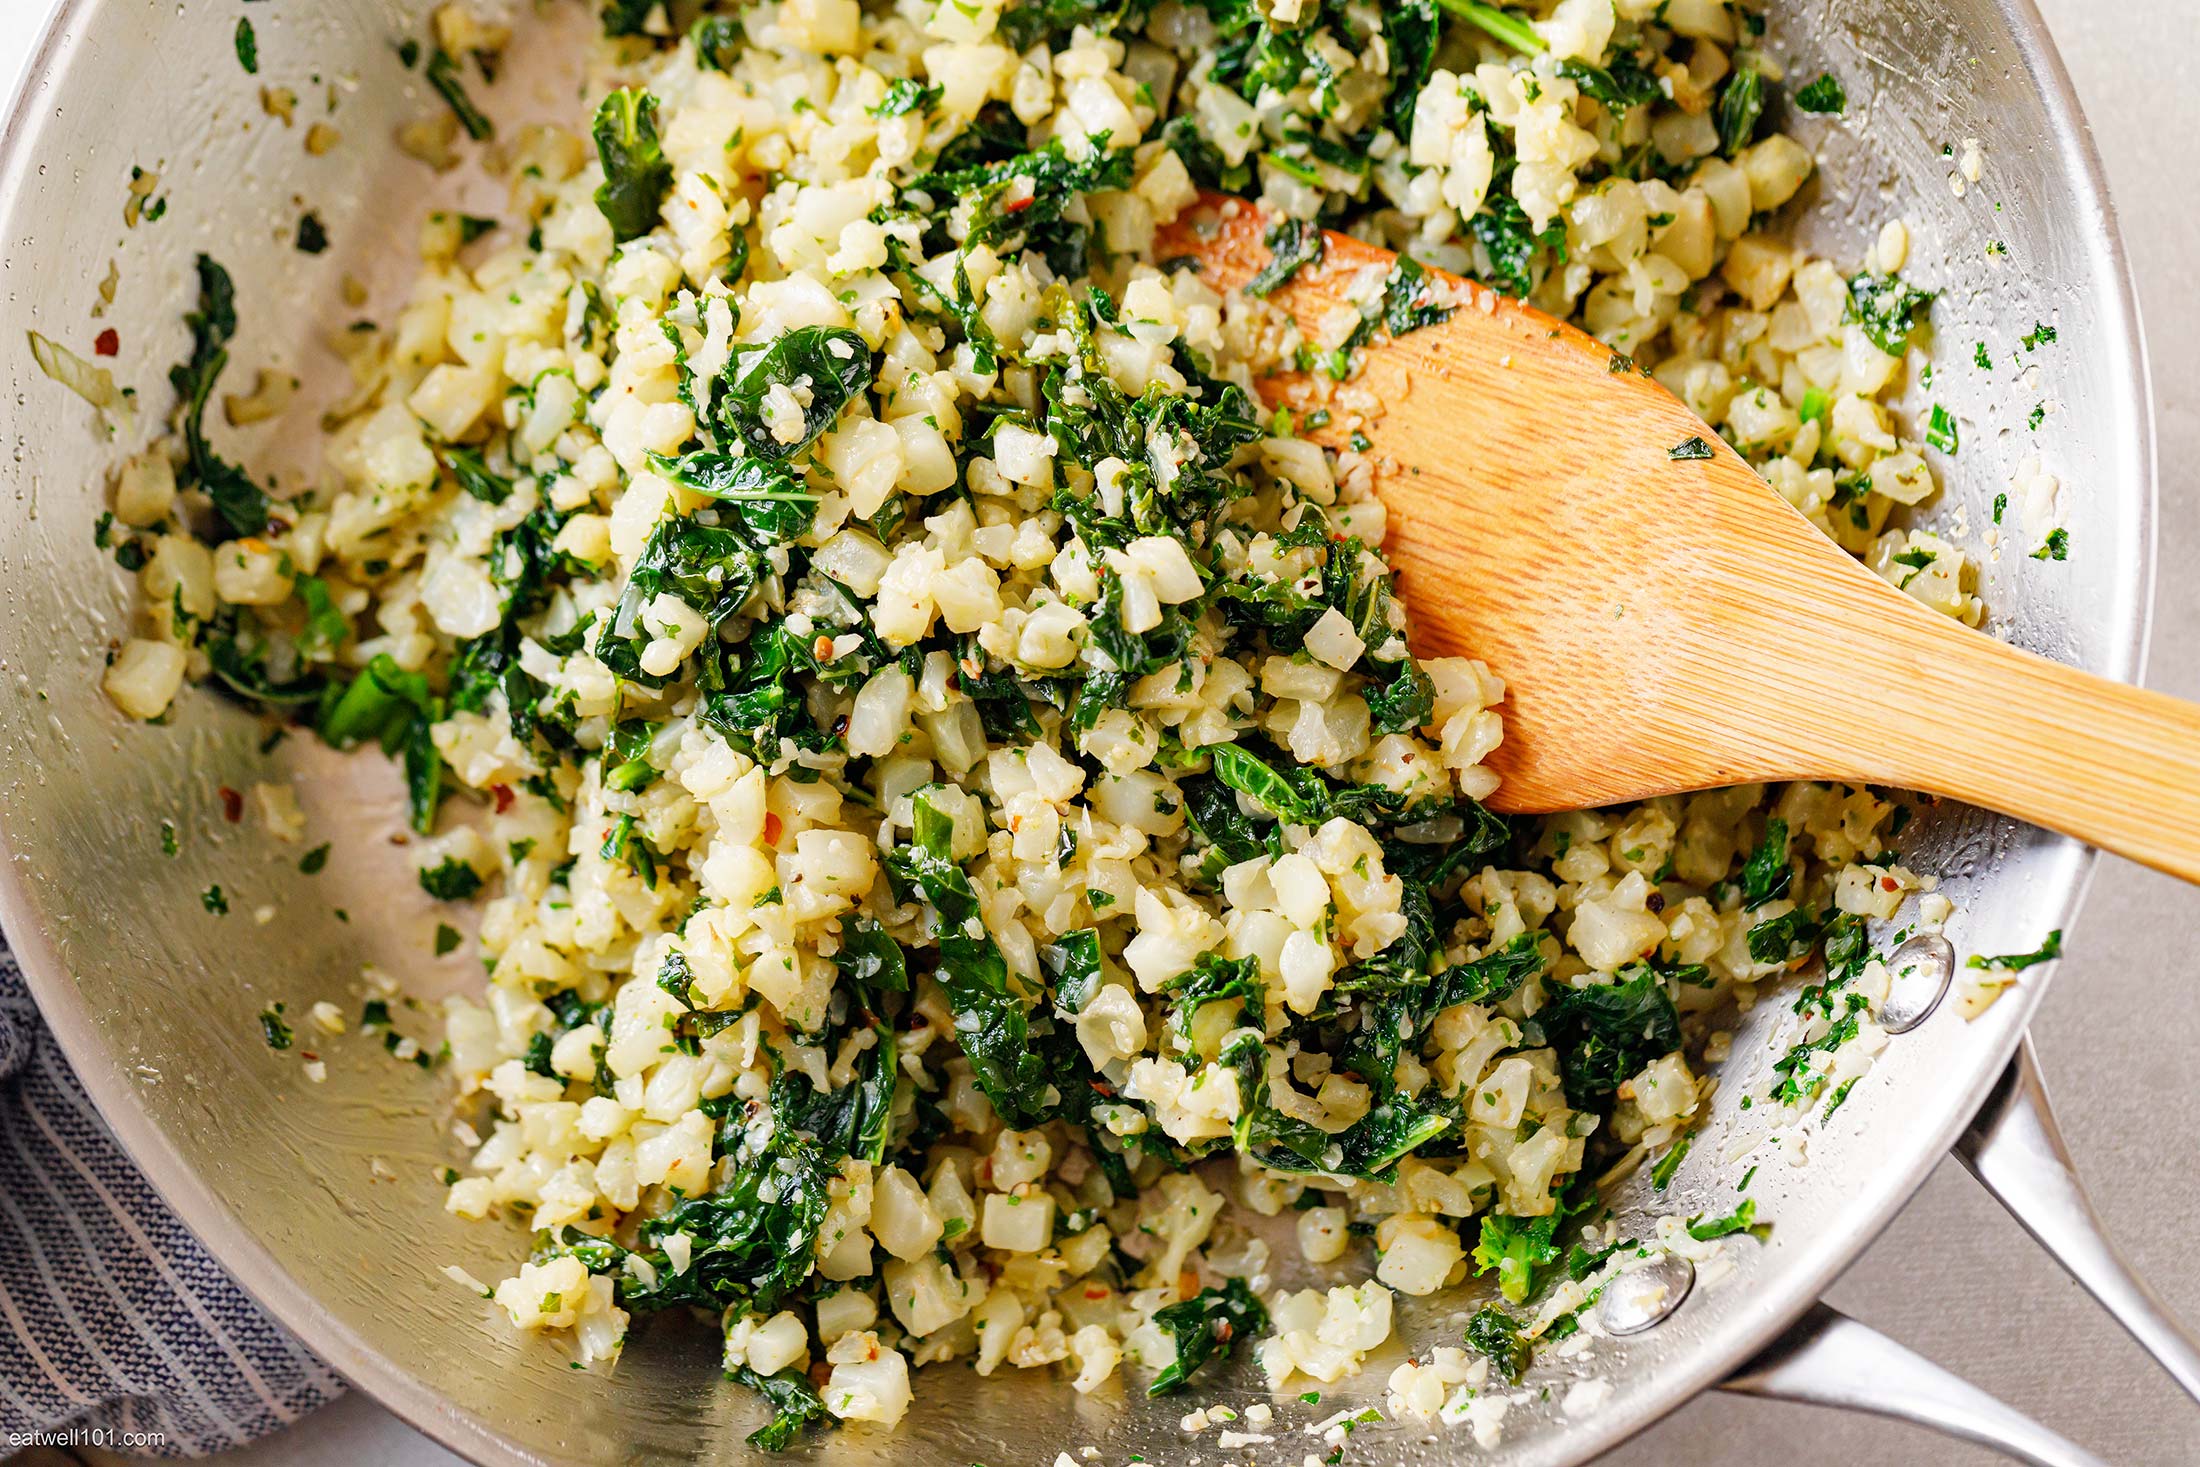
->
0, 943, 342, 1457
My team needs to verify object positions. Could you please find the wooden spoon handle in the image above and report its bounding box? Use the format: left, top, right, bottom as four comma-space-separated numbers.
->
1882, 634, 2200, 884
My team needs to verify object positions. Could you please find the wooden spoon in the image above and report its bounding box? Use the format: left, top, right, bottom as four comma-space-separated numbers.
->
1155, 196, 2200, 884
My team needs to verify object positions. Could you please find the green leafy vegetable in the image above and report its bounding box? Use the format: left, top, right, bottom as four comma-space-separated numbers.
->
1716, 65, 1764, 156
167, 255, 272, 539
1686, 1198, 1761, 1241
1967, 930, 2062, 971
599, 0, 657, 37
235, 17, 258, 74
888, 788, 1052, 1127
258, 1004, 291, 1049
1436, 0, 1543, 57
1472, 1212, 1562, 1304
1926, 403, 1959, 455
1247, 217, 1326, 298
2031, 528, 2069, 562
592, 88, 672, 241
1740, 818, 1792, 909
1537, 969, 1681, 1106
426, 49, 494, 141
1844, 271, 1936, 356
715, 326, 873, 461
1464, 1306, 1530, 1382
1145, 1278, 1268, 1395
868, 78, 941, 117
731, 1366, 835, 1452
1668, 436, 1713, 461
1794, 72, 1847, 114
418, 858, 482, 901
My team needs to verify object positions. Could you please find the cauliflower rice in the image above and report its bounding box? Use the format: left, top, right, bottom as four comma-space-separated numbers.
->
92, 0, 1984, 1445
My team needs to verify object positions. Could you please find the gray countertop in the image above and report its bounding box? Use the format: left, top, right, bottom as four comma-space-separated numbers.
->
8, 0, 2198, 1463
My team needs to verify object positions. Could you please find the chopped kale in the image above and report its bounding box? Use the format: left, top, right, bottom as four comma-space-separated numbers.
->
1740, 818, 1793, 909
426, 48, 494, 141
1793, 72, 1847, 114
1472, 1211, 1562, 1304
257, 1004, 291, 1049
731, 1366, 835, 1452
167, 255, 272, 539
598, 0, 657, 37
1246, 217, 1326, 298
713, 327, 873, 461
1536, 968, 1681, 1106
1716, 65, 1765, 157
591, 87, 671, 241
1668, 435, 1714, 461
867, 78, 941, 118
886, 788, 1052, 1127
1144, 1278, 1268, 1396
1464, 1306, 1530, 1382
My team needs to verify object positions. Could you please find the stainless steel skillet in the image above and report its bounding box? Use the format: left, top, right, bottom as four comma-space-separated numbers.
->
0, 0, 2184, 1462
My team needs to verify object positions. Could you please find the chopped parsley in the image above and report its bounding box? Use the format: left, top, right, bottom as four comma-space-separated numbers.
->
2031, 528, 2069, 562
1793, 72, 1847, 114
1925, 403, 1959, 455
257, 1004, 292, 1050
1668, 435, 1714, 461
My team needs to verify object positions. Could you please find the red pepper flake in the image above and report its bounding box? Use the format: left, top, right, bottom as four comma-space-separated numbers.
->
218, 786, 244, 822
1005, 195, 1035, 214
763, 811, 783, 846
1880, 875, 1899, 891
491, 783, 515, 813
93, 328, 119, 357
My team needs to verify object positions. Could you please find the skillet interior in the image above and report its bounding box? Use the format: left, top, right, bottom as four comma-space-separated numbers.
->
0, 0, 2152, 1461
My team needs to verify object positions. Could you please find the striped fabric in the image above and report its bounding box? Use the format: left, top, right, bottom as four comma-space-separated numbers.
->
0, 943, 342, 1456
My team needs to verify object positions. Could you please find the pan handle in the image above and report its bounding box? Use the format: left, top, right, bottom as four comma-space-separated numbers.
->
1955, 1036, 2200, 1401
1720, 1302, 2105, 1467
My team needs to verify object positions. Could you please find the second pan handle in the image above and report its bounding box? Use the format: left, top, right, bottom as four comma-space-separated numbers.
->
1955, 1036, 2200, 1402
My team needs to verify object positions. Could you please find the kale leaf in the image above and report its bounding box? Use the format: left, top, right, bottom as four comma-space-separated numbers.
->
715, 326, 873, 461
739, 1363, 840, 1460
1385, 0, 1440, 137
1472, 1211, 1562, 1304
1536, 968, 1682, 1106
1144, 1277, 1268, 1396
1464, 1305, 1530, 1382
1716, 64, 1765, 157
592, 87, 673, 242
1042, 928, 1104, 1015
167, 255, 273, 539
888, 787, 1053, 1128
1246, 216, 1326, 298
426, 49, 494, 141
1739, 816, 1793, 909
649, 450, 821, 543
730, 1366, 835, 1452
594, 515, 763, 685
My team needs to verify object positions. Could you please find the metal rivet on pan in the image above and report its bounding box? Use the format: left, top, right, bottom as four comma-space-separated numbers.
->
1597, 1255, 1695, 1336
1879, 933, 1955, 1034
